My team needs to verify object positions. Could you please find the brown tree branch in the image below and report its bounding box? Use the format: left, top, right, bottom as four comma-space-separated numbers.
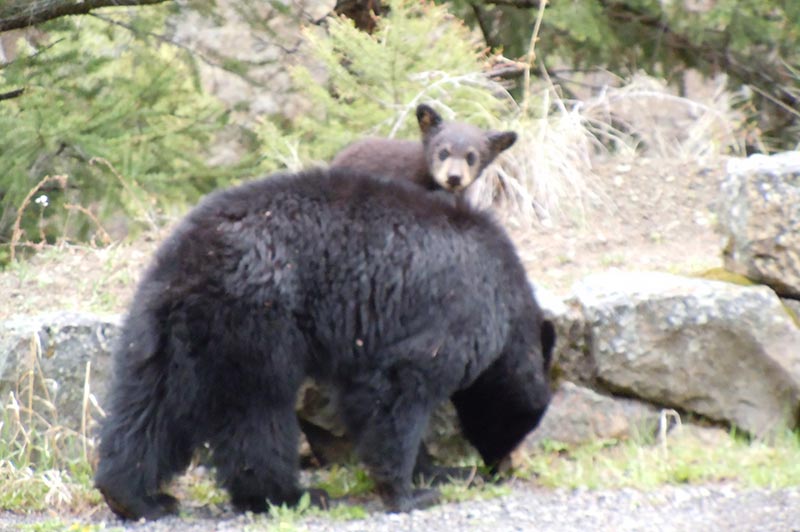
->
469, 2, 500, 51
482, 0, 544, 7
0, 0, 171, 32
0, 88, 25, 101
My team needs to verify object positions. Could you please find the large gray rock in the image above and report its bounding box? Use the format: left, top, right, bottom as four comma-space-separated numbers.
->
0, 312, 120, 430
720, 151, 800, 298
532, 282, 598, 384
510, 287, 665, 451
570, 271, 800, 436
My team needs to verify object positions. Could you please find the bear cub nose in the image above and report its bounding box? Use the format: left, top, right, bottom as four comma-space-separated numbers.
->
447, 175, 462, 187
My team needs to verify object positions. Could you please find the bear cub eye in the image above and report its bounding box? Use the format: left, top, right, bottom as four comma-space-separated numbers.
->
466, 152, 477, 166
438, 149, 450, 161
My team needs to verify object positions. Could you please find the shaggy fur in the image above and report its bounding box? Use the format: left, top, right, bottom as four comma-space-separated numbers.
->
330, 104, 517, 193
94, 168, 553, 520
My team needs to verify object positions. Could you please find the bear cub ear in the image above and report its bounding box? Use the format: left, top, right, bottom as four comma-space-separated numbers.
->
416, 104, 443, 136
487, 130, 518, 156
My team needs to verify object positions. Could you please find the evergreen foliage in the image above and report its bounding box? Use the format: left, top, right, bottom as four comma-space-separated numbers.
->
442, 0, 800, 150
2, 0, 796, 258
257, 0, 516, 169
0, 6, 254, 260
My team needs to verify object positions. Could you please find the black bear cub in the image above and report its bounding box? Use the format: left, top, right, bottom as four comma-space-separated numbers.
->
331, 104, 517, 193
94, 168, 553, 520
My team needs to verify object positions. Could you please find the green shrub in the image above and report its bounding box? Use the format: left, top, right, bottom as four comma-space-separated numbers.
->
0, 7, 256, 260
444, 0, 800, 150
257, 0, 516, 169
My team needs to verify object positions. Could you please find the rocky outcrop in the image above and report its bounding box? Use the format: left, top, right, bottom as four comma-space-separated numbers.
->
0, 312, 119, 428
169, 0, 335, 124
719, 151, 800, 298
557, 271, 800, 436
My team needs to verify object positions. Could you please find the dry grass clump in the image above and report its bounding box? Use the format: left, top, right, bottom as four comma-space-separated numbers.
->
475, 70, 746, 228
579, 72, 746, 160
0, 337, 103, 512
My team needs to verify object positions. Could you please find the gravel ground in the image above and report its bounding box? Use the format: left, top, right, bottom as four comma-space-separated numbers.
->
2, 483, 799, 531
301, 484, 800, 532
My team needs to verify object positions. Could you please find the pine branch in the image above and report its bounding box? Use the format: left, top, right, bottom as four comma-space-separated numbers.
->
0, 0, 171, 32
597, 0, 797, 104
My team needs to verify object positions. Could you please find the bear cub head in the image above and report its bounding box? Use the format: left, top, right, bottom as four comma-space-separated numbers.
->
416, 103, 517, 192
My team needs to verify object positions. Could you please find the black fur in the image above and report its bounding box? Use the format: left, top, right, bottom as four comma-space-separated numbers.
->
94, 168, 553, 519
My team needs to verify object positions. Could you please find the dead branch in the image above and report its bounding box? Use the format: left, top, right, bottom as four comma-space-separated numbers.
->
9, 174, 68, 263
0, 88, 24, 101
0, 0, 171, 32
480, 0, 544, 7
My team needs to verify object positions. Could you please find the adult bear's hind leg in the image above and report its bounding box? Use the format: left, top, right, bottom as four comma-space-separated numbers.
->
94, 373, 194, 520
338, 368, 440, 512
210, 400, 307, 513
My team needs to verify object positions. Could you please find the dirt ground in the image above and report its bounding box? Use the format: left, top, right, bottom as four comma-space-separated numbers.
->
0, 155, 725, 320
511, 156, 724, 295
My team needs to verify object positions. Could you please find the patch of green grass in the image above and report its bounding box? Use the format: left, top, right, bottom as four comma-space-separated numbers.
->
440, 479, 511, 503
0, 456, 100, 513
239, 491, 368, 531
1, 251, 33, 279
88, 279, 120, 313
170, 464, 372, 522
520, 428, 800, 490
0, 333, 103, 514
181, 471, 228, 507
599, 253, 626, 268
323, 504, 369, 521
312, 464, 374, 499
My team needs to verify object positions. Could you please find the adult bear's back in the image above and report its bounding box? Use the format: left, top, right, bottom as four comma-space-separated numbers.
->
147, 168, 535, 387
182, 167, 526, 294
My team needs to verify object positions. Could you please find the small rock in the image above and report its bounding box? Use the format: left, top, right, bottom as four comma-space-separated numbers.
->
522, 381, 660, 449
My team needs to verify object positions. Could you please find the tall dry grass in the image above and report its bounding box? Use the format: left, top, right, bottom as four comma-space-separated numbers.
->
470, 70, 746, 228
0, 332, 103, 512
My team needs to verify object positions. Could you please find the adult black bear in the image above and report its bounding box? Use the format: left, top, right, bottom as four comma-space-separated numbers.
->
94, 168, 553, 520
331, 104, 517, 193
